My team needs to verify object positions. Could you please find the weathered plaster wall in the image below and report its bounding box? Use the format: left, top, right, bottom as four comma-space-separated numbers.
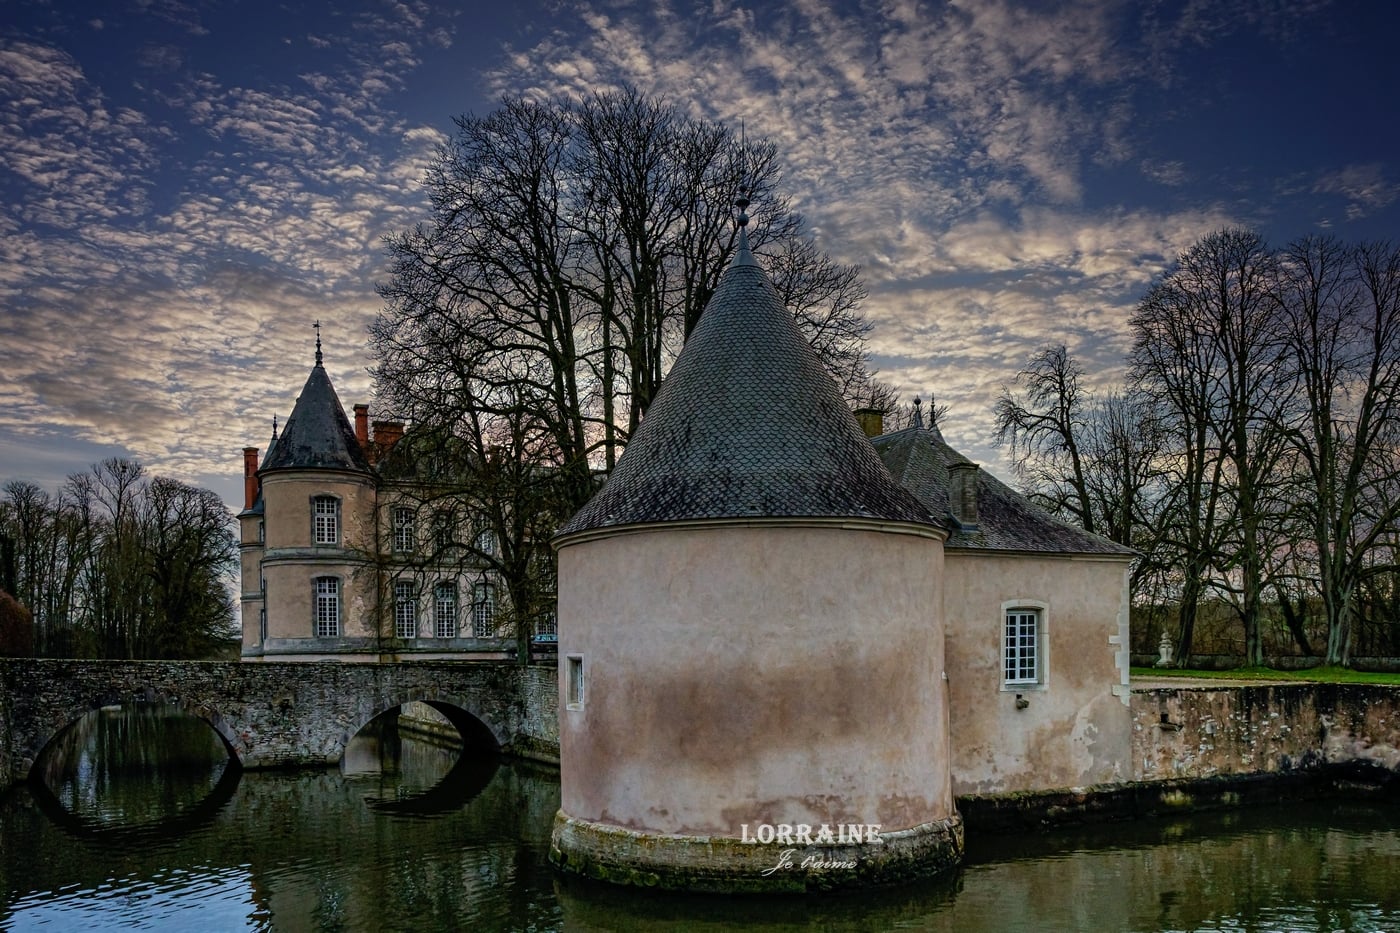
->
556, 523, 952, 838
0, 659, 559, 786
256, 469, 379, 651
942, 552, 1133, 795
1132, 684, 1400, 782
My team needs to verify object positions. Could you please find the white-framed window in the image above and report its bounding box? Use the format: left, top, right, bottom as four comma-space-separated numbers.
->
314, 577, 340, 637
434, 582, 457, 639
313, 496, 339, 545
472, 583, 495, 637
534, 609, 557, 642
392, 507, 416, 553
1002, 600, 1048, 687
566, 654, 584, 709
394, 580, 416, 638
433, 510, 454, 550
473, 525, 495, 557
258, 520, 265, 543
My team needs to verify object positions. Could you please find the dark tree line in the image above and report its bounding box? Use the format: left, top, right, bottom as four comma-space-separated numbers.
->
998, 229, 1400, 667
370, 88, 897, 643
0, 459, 237, 659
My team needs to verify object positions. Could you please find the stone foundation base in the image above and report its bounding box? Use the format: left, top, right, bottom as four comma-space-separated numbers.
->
549, 810, 964, 893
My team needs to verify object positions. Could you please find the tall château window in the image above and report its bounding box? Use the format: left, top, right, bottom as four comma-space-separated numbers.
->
433, 510, 454, 550
394, 581, 416, 639
314, 577, 340, 637
313, 496, 340, 545
393, 507, 416, 553
472, 583, 496, 637
473, 526, 496, 557
434, 582, 457, 639
1004, 607, 1044, 686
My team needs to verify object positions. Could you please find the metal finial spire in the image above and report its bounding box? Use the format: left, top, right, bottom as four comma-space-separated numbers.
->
313, 320, 323, 366
735, 119, 750, 228
913, 396, 925, 429
271, 414, 279, 441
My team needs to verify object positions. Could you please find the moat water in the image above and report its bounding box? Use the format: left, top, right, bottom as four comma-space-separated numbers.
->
3, 705, 1400, 931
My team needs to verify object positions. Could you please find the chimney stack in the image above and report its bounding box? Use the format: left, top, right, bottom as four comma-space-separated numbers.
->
373, 420, 405, 456
242, 447, 260, 510
948, 461, 980, 529
854, 407, 884, 438
354, 404, 369, 448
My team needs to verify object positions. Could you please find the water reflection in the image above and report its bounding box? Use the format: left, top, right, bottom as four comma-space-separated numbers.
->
3, 705, 1400, 931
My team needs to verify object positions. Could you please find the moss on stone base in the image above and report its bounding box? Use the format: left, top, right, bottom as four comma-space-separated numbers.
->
549, 811, 963, 894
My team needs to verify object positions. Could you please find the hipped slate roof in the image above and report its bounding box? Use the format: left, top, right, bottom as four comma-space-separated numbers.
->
872, 423, 1136, 556
260, 361, 370, 473
557, 230, 938, 538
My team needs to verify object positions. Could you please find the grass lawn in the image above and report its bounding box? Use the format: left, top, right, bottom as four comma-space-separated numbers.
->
1131, 665, 1400, 685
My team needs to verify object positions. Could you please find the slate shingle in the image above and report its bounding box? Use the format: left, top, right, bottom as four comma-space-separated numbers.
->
872, 424, 1136, 556
558, 232, 938, 537
260, 362, 370, 473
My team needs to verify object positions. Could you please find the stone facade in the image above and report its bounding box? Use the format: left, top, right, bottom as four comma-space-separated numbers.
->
0, 658, 558, 787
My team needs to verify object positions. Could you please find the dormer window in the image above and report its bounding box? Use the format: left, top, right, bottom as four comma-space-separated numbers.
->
313, 496, 340, 545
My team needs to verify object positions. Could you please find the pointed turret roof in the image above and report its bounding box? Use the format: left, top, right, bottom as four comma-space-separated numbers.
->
260, 337, 370, 473
558, 226, 937, 539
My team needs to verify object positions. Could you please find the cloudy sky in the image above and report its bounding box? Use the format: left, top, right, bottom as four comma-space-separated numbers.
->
4, 0, 1400, 513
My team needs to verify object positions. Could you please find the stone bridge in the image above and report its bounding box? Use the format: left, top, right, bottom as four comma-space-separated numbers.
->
0, 658, 559, 786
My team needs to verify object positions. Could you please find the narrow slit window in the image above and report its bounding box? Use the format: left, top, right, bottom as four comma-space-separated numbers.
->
566, 655, 585, 709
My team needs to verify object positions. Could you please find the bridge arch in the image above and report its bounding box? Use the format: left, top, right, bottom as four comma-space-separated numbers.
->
0, 659, 556, 786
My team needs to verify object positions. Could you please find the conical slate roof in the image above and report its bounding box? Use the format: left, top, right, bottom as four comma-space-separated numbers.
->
261, 358, 369, 473
558, 230, 937, 538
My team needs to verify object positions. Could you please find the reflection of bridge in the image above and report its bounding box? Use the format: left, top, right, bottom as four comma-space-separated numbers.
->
0, 659, 558, 785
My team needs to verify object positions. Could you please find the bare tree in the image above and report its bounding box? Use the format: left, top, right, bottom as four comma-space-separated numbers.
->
995, 345, 1096, 532
1278, 237, 1400, 665
1131, 228, 1293, 666
372, 89, 884, 610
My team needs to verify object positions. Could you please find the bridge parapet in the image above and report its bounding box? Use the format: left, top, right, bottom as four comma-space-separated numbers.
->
0, 658, 559, 787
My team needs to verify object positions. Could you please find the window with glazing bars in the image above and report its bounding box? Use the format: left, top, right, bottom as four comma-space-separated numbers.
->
434, 582, 456, 639
314, 577, 340, 637
394, 580, 416, 638
1004, 609, 1039, 685
393, 507, 415, 553
472, 584, 495, 637
313, 497, 339, 545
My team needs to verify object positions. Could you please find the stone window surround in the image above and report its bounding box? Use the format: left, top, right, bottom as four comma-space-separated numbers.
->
392, 506, 416, 553
394, 579, 417, 638
1001, 598, 1049, 690
434, 580, 458, 639
312, 495, 341, 546
314, 575, 341, 638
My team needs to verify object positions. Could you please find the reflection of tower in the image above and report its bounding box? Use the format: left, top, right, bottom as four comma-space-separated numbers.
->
549, 196, 962, 891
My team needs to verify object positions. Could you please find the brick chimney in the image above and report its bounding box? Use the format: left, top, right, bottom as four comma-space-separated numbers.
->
854, 407, 884, 438
242, 447, 260, 510
354, 404, 369, 448
948, 462, 980, 529
373, 420, 405, 455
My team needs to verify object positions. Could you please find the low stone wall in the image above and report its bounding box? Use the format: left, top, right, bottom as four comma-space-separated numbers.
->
1132, 683, 1400, 781
513, 661, 559, 764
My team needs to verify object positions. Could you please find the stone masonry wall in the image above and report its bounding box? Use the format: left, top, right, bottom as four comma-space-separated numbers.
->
1132, 683, 1400, 782
0, 658, 561, 786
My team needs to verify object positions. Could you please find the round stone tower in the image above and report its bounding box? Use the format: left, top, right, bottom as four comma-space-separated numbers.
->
549, 217, 962, 892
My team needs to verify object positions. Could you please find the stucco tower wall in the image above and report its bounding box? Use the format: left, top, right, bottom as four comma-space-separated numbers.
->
553, 522, 958, 889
